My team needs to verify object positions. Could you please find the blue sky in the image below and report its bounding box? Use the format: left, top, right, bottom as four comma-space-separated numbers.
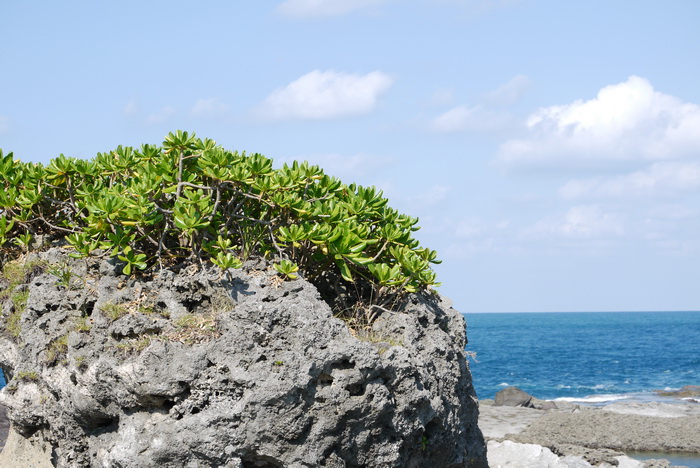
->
2, 1, 699, 312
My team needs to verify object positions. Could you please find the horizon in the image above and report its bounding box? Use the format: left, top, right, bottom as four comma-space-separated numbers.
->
1, 1, 698, 313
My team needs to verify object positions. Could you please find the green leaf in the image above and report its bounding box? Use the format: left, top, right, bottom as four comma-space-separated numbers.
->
335, 258, 353, 283
274, 259, 299, 280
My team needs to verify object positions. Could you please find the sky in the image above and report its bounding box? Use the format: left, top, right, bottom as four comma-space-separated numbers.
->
1, 1, 699, 313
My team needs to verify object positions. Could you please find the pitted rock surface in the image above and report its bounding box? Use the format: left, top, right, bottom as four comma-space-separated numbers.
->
0, 248, 486, 467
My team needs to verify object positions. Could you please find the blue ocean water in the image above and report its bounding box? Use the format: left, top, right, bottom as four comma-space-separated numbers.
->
465, 311, 700, 402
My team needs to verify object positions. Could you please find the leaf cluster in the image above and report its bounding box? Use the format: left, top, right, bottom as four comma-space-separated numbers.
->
0, 131, 440, 310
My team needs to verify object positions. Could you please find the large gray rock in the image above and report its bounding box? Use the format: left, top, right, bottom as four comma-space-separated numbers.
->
0, 248, 486, 467
494, 386, 533, 408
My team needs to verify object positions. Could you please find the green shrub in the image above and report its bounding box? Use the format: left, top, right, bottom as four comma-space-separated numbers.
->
0, 132, 440, 319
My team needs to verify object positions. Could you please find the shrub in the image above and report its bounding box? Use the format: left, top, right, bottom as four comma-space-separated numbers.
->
0, 131, 440, 319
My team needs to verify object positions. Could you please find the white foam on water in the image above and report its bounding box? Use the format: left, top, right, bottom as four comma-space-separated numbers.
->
554, 394, 629, 404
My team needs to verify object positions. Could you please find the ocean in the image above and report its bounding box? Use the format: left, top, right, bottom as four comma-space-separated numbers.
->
466, 311, 700, 467
0, 311, 698, 465
465, 311, 700, 403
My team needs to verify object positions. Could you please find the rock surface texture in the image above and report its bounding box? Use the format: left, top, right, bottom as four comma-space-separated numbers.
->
0, 248, 486, 467
480, 396, 700, 468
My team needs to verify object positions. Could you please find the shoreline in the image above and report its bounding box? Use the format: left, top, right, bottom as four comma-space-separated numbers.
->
480, 389, 700, 468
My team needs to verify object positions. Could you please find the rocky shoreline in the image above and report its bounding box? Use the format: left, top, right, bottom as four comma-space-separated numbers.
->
2, 385, 699, 467
481, 387, 700, 468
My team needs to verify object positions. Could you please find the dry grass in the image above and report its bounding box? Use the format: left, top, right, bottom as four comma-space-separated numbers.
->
166, 313, 220, 345
45, 334, 69, 364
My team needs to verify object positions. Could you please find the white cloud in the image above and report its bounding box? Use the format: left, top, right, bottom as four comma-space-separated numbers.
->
256, 70, 393, 121
431, 104, 512, 133
145, 106, 177, 125
191, 98, 229, 119
275, 0, 391, 18
524, 205, 624, 240
485, 74, 532, 106
429, 76, 529, 132
560, 162, 700, 199
497, 76, 700, 170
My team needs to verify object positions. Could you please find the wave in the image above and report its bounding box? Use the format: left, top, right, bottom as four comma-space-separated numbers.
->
554, 394, 630, 404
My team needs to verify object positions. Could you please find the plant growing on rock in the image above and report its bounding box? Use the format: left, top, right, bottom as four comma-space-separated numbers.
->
45, 334, 69, 365
0, 132, 441, 323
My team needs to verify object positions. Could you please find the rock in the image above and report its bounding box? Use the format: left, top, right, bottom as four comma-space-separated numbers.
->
655, 385, 700, 399
487, 440, 597, 468
495, 386, 534, 408
640, 460, 676, 468
0, 248, 487, 467
0, 405, 8, 451
511, 409, 700, 453
531, 397, 559, 410
0, 427, 53, 468
550, 443, 625, 466
478, 403, 548, 439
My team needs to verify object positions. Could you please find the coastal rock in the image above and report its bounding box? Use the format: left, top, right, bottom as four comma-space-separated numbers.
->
550, 444, 625, 465
0, 249, 487, 467
495, 386, 534, 407
479, 395, 699, 468
531, 397, 559, 411
511, 409, 700, 453
487, 440, 596, 468
655, 385, 700, 401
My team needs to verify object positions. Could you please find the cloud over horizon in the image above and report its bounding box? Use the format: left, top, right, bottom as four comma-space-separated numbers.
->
560, 161, 700, 200
497, 76, 700, 171
256, 70, 393, 121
